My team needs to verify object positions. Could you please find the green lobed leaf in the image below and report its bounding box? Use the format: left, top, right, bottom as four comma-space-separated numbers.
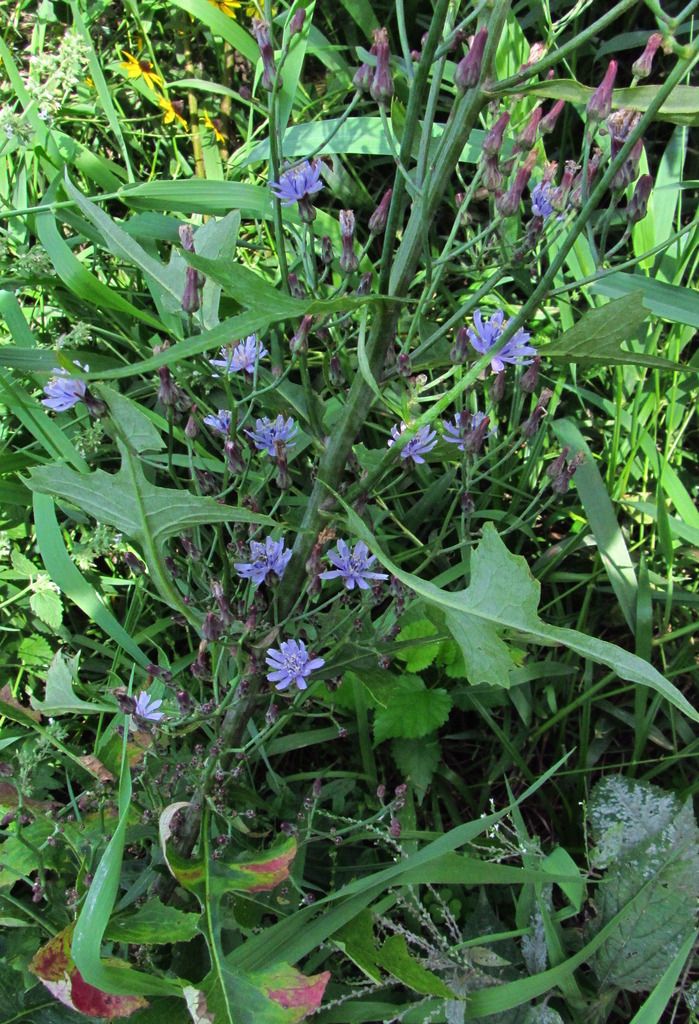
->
542, 293, 685, 371
30, 650, 113, 716
33, 494, 150, 668
28, 442, 273, 622
589, 272, 699, 330
373, 676, 452, 744
337, 505, 699, 722
96, 385, 165, 454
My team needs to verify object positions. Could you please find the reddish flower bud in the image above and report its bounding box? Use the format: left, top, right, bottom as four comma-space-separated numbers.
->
288, 7, 306, 37
252, 19, 279, 91
496, 151, 536, 217
587, 60, 617, 124
515, 106, 542, 151
483, 111, 510, 156
539, 99, 565, 135
178, 224, 195, 252
291, 314, 313, 355
482, 154, 503, 193
632, 32, 663, 79
454, 28, 488, 92
370, 28, 393, 104
368, 188, 392, 234
182, 265, 202, 313
626, 173, 653, 224
519, 356, 540, 394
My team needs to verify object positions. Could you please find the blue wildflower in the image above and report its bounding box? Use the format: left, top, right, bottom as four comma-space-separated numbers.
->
319, 540, 388, 591
42, 364, 88, 412
234, 536, 293, 587
531, 181, 554, 219
467, 310, 537, 374
210, 335, 268, 376
265, 638, 325, 692
203, 409, 232, 435
269, 160, 324, 222
134, 691, 164, 722
387, 422, 438, 464
245, 414, 298, 456
443, 410, 494, 453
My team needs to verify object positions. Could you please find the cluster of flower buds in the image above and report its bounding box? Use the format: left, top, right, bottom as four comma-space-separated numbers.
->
354, 27, 393, 104
547, 447, 584, 493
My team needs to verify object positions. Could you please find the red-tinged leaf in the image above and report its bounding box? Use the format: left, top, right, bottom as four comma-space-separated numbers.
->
29, 926, 148, 1019
0, 683, 42, 724
255, 964, 331, 1022
231, 837, 297, 893
160, 803, 297, 896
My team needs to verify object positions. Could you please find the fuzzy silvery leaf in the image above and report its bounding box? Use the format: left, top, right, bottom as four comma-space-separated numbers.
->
586, 777, 699, 992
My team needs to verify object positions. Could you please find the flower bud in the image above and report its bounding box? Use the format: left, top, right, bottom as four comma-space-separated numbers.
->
356, 271, 372, 296
339, 209, 358, 273
288, 7, 306, 37
320, 235, 333, 266
612, 137, 644, 191
454, 28, 488, 92
291, 314, 313, 355
353, 50, 374, 93
185, 406, 198, 439
587, 60, 617, 124
450, 326, 469, 363
539, 99, 565, 135
368, 188, 392, 234
370, 28, 393, 104
483, 111, 509, 156
329, 352, 344, 387
252, 19, 279, 91
224, 438, 245, 474
519, 356, 540, 394
515, 106, 541, 152
632, 32, 663, 79
551, 159, 577, 211
182, 265, 201, 313
287, 272, 306, 299
626, 173, 653, 224
490, 370, 505, 403
124, 551, 146, 574
202, 612, 224, 642
178, 224, 195, 252
496, 150, 536, 217
481, 154, 503, 193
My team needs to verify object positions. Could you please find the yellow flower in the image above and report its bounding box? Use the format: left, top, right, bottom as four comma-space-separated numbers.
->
245, 1, 275, 15
159, 97, 188, 129
120, 50, 163, 92
209, 0, 242, 16
203, 112, 226, 144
